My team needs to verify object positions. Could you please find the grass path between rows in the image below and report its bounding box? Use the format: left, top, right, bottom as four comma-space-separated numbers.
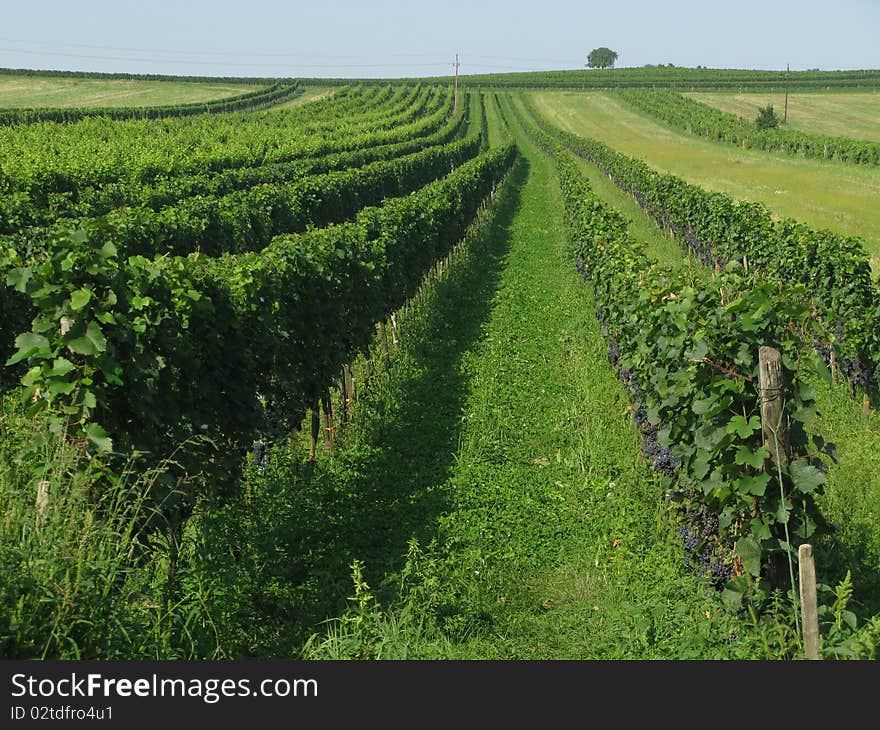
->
244, 113, 779, 660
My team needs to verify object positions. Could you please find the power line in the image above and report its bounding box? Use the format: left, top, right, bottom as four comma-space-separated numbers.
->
0, 37, 455, 60
0, 47, 450, 69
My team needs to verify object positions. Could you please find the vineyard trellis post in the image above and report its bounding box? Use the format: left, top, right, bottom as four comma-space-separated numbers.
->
784, 63, 790, 125
453, 53, 460, 114
798, 544, 820, 659
759, 346, 789, 465
309, 405, 320, 461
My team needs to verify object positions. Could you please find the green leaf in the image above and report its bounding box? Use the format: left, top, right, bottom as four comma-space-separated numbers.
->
686, 338, 708, 361
692, 397, 718, 415
16, 332, 50, 352
721, 575, 750, 609
699, 469, 724, 496
727, 414, 761, 439
6, 332, 51, 366
811, 355, 832, 383
66, 321, 107, 356
21, 366, 42, 387
776, 498, 791, 525
47, 378, 76, 396
66, 335, 96, 355
749, 516, 773, 541
735, 473, 771, 496
80, 390, 97, 409
70, 288, 92, 311
789, 461, 826, 494
50, 358, 76, 377
83, 422, 113, 453
735, 536, 762, 577
692, 451, 711, 480
6, 266, 32, 292
734, 444, 770, 468
792, 406, 817, 424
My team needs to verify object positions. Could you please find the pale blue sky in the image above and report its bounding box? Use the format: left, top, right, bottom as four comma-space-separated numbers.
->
0, 0, 876, 78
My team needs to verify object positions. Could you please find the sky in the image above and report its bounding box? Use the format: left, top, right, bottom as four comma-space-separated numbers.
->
0, 0, 877, 79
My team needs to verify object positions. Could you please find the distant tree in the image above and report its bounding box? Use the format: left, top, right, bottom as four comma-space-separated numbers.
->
755, 104, 780, 129
587, 47, 619, 69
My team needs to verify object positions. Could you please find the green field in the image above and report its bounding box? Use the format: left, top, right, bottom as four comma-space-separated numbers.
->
272, 86, 334, 109
0, 75, 262, 108
530, 90, 880, 272
686, 91, 880, 142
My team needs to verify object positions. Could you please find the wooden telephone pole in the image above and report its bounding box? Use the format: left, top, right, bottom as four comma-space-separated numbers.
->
783, 63, 790, 124
453, 53, 460, 113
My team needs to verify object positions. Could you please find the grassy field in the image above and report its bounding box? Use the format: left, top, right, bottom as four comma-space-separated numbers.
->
530, 91, 880, 273
272, 86, 334, 109
686, 91, 880, 142
0, 75, 262, 108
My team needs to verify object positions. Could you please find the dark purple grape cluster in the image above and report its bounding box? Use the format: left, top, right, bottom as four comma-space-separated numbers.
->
814, 339, 832, 366
679, 524, 699, 567
608, 340, 621, 366
678, 504, 734, 588
842, 354, 876, 389
252, 441, 269, 469
644, 435, 680, 477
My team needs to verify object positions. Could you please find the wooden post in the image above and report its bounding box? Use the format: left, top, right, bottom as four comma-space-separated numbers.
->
759, 346, 789, 465
321, 392, 335, 453
36, 480, 50, 529
309, 406, 320, 461
863, 392, 871, 418
783, 63, 790, 125
390, 312, 399, 346
453, 53, 460, 114
339, 368, 348, 424
798, 544, 820, 660
344, 363, 355, 410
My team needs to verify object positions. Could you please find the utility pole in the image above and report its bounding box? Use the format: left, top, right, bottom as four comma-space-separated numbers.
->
783, 63, 790, 124
453, 53, 460, 114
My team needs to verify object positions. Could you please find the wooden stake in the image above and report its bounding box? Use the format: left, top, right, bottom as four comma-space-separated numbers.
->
783, 63, 790, 125
321, 392, 335, 453
453, 53, 460, 114
36, 480, 50, 529
309, 406, 320, 461
339, 369, 348, 424
759, 346, 789, 465
863, 391, 872, 419
390, 312, 399, 346
798, 544, 820, 660
344, 363, 355, 409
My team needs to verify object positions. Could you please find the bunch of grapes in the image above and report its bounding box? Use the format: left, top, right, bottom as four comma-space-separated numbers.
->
678, 504, 734, 588
608, 340, 621, 366
644, 436, 680, 478
843, 354, 876, 389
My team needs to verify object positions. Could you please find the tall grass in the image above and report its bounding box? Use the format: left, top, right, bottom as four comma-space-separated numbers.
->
0, 398, 218, 659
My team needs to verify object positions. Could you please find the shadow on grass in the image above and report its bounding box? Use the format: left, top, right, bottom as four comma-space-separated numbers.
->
195, 156, 531, 657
